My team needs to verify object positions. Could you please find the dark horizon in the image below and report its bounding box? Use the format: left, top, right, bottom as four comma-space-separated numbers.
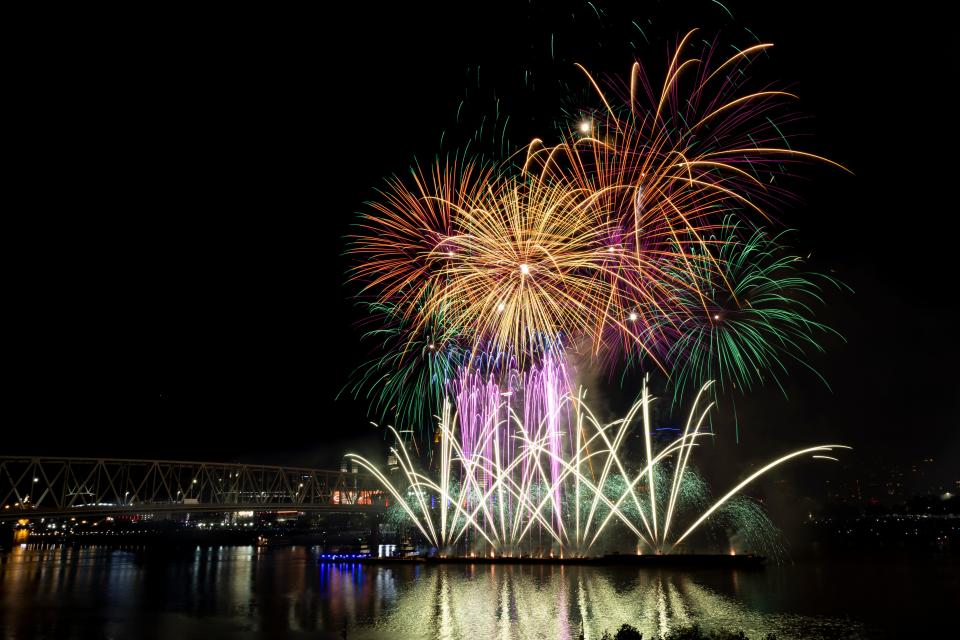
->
9, 1, 957, 488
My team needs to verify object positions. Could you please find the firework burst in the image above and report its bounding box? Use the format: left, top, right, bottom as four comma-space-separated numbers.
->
342, 299, 465, 432
346, 30, 849, 473
344, 28, 850, 557
349, 32, 845, 401
660, 219, 848, 403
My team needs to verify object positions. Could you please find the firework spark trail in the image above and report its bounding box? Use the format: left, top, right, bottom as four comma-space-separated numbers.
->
669, 443, 852, 550
448, 353, 572, 541
662, 381, 715, 542
349, 379, 848, 555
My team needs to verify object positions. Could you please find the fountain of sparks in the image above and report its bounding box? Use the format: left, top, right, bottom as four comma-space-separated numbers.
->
349, 376, 848, 557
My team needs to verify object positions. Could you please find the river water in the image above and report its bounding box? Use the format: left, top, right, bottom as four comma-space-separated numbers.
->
0, 545, 955, 639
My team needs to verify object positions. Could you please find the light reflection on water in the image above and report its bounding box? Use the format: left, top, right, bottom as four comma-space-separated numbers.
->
337, 563, 858, 640
1, 545, 953, 639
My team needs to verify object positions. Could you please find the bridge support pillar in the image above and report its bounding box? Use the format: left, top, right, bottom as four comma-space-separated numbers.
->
0, 523, 14, 551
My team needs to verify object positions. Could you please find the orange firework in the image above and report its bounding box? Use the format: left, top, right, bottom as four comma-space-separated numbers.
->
350, 158, 499, 322
349, 30, 847, 373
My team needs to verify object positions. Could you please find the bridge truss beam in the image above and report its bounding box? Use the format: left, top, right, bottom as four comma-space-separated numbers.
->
0, 456, 385, 519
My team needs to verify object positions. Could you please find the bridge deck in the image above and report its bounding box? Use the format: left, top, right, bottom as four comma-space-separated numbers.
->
1, 456, 386, 520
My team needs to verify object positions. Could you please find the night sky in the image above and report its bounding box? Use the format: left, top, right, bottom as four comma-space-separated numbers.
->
12, 2, 956, 492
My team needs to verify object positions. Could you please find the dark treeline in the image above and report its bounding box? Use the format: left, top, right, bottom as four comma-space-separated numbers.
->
590, 624, 779, 640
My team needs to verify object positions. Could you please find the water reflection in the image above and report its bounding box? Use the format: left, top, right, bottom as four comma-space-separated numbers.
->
5, 545, 951, 638
339, 564, 859, 640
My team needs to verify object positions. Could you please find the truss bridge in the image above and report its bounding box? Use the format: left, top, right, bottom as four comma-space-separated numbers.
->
0, 456, 385, 519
